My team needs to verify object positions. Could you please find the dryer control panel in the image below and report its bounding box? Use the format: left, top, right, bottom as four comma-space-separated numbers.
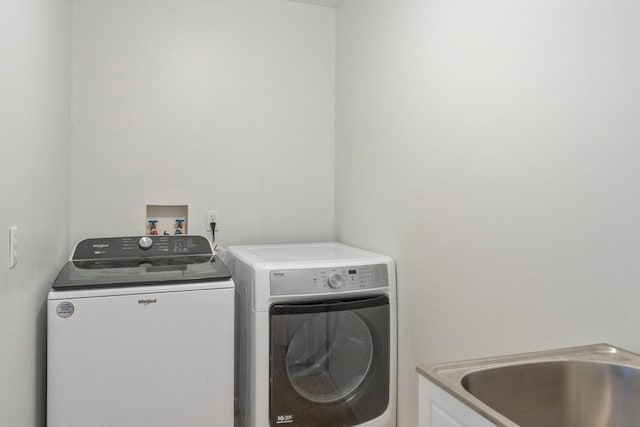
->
270, 264, 388, 296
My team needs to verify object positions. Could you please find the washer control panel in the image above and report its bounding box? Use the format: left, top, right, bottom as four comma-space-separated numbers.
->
270, 264, 388, 296
72, 235, 212, 260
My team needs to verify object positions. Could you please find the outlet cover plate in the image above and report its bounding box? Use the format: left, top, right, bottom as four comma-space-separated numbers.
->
206, 210, 219, 231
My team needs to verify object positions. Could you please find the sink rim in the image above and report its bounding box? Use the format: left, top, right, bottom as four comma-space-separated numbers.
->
416, 343, 640, 427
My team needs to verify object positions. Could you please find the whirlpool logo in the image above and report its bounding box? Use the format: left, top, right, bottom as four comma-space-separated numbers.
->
138, 298, 157, 305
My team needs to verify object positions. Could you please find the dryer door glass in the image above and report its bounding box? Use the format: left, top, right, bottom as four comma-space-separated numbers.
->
270, 295, 390, 427
285, 310, 373, 403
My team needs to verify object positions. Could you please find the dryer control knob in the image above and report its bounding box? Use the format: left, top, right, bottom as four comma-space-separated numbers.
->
139, 236, 153, 250
328, 274, 344, 289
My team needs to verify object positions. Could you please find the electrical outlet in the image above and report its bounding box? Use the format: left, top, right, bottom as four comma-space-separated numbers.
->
206, 210, 219, 231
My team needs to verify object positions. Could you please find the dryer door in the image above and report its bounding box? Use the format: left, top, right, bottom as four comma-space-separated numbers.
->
270, 295, 390, 427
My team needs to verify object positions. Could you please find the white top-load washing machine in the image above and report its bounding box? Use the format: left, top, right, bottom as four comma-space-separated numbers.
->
227, 242, 397, 427
47, 235, 234, 427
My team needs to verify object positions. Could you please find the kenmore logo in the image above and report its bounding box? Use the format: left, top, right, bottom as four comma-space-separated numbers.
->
273, 272, 285, 277
138, 299, 157, 305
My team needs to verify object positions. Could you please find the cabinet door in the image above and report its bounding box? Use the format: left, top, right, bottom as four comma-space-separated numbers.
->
418, 376, 495, 427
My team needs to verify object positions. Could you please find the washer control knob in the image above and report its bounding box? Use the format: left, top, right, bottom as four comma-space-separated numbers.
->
139, 236, 153, 250
328, 274, 344, 289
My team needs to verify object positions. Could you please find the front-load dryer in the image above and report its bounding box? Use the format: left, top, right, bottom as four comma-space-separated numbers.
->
227, 242, 397, 427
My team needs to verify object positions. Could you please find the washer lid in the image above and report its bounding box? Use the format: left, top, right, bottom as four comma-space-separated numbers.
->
52, 235, 231, 290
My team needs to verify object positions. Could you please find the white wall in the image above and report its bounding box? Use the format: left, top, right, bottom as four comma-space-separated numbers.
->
0, 1, 71, 425
335, 1, 640, 425
71, 0, 336, 245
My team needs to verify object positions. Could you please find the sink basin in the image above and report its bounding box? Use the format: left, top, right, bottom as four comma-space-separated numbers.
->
463, 360, 640, 426
418, 344, 640, 427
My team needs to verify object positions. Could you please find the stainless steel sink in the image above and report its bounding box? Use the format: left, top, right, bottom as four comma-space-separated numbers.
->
417, 344, 640, 427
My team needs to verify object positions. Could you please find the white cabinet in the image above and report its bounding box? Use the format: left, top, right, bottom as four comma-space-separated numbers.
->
418, 376, 495, 427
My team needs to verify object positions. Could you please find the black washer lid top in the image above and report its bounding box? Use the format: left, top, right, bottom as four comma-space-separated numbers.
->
53, 235, 231, 290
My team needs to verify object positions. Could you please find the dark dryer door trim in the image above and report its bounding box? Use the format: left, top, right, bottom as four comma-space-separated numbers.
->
270, 295, 390, 427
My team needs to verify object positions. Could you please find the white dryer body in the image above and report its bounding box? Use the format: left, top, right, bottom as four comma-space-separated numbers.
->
228, 242, 397, 427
